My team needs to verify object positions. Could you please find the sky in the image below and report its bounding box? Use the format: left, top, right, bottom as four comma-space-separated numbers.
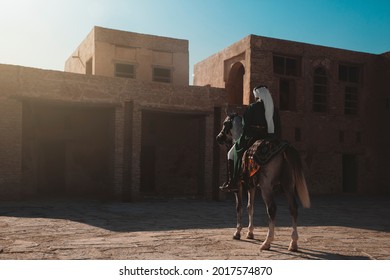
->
1, 0, 390, 84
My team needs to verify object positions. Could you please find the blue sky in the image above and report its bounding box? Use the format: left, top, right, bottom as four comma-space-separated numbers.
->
1, 0, 389, 83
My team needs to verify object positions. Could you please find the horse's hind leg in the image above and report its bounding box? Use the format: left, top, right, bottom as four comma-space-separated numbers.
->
286, 190, 299, 251
233, 187, 243, 240
282, 164, 300, 252
260, 188, 276, 251
246, 187, 255, 239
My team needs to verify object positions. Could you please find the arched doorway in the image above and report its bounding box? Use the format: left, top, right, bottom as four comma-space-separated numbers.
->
226, 62, 245, 105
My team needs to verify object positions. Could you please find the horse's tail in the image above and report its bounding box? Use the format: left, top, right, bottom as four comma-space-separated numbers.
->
285, 146, 311, 208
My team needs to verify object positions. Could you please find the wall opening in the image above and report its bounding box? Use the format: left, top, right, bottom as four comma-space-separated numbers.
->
279, 78, 296, 111
342, 154, 358, 193
86, 58, 93, 75
22, 101, 115, 198
141, 110, 206, 198
226, 62, 245, 105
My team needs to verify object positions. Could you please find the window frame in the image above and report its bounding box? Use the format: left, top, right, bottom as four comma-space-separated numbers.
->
344, 86, 359, 115
152, 66, 172, 83
279, 78, 296, 111
338, 63, 362, 84
114, 63, 136, 79
273, 54, 301, 77
313, 67, 328, 113
338, 63, 363, 116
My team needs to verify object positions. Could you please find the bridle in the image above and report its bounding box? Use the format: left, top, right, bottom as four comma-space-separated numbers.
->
216, 113, 237, 148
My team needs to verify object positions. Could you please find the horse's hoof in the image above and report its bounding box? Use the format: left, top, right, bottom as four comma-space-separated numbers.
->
246, 232, 254, 239
260, 243, 271, 251
233, 233, 241, 240
288, 242, 298, 252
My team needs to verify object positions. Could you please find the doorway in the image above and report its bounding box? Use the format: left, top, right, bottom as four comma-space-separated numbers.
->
141, 110, 206, 197
38, 141, 66, 195
22, 101, 114, 198
226, 62, 245, 105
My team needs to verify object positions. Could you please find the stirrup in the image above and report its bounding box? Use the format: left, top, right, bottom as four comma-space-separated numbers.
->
219, 181, 238, 192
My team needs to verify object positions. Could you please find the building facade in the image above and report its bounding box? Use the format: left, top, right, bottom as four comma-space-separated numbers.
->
194, 35, 390, 194
65, 26, 189, 85
0, 64, 226, 200
0, 28, 389, 201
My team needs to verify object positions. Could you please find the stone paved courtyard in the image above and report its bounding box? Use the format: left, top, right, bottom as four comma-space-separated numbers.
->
0, 194, 389, 260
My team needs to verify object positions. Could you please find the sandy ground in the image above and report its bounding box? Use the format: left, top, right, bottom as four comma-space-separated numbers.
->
0, 194, 389, 260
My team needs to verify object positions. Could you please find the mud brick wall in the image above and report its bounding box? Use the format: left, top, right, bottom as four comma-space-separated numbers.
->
0, 64, 226, 200
194, 35, 390, 195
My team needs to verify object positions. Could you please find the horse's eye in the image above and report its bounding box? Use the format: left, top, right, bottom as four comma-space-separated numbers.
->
224, 121, 232, 130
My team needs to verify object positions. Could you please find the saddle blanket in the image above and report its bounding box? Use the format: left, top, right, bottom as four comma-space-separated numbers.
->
244, 139, 290, 177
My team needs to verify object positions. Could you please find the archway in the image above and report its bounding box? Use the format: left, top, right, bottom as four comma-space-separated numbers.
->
226, 62, 245, 105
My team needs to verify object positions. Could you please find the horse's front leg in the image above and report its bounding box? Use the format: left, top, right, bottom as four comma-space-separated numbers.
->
246, 187, 255, 239
233, 186, 243, 240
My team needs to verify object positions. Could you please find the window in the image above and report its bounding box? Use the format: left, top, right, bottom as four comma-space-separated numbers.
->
153, 67, 172, 83
313, 67, 327, 112
339, 63, 361, 115
273, 55, 301, 76
339, 64, 361, 83
344, 86, 358, 115
279, 79, 296, 111
115, 63, 135, 78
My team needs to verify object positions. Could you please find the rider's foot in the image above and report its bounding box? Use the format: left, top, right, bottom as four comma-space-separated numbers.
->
219, 159, 237, 192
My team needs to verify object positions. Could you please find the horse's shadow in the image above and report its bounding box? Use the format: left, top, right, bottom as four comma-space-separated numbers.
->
237, 193, 390, 232
237, 238, 371, 260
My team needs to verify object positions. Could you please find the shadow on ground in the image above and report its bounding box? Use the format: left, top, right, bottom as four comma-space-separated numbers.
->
0, 194, 389, 233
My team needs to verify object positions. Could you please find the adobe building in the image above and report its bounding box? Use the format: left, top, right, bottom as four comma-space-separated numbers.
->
0, 27, 226, 201
0, 27, 389, 201
194, 35, 390, 194
65, 26, 189, 85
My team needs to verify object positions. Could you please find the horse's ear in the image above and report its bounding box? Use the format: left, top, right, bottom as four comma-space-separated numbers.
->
225, 107, 238, 118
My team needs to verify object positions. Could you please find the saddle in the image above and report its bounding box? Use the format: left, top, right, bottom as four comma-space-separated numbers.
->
243, 139, 290, 177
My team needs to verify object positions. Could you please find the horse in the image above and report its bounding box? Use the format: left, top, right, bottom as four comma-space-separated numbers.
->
216, 113, 311, 251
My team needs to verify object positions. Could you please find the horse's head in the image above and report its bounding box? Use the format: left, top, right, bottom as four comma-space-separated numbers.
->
216, 113, 242, 147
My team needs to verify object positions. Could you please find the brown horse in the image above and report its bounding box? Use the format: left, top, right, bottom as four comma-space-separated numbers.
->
216, 113, 310, 251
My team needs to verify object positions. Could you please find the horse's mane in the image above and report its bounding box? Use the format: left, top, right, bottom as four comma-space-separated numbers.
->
230, 113, 243, 142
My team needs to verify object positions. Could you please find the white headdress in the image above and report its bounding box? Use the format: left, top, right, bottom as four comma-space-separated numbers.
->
252, 86, 275, 133
253, 86, 270, 101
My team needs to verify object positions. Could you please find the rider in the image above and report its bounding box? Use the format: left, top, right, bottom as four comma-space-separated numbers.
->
219, 85, 275, 192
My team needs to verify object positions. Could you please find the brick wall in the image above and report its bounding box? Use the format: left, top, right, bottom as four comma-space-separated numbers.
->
194, 35, 390, 195
0, 64, 226, 200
